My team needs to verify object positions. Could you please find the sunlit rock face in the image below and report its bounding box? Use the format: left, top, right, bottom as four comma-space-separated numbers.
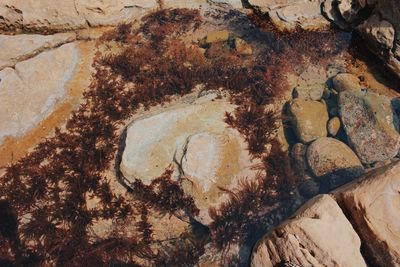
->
0, 42, 79, 146
250, 194, 367, 267
248, 0, 330, 31
335, 161, 400, 267
0, 0, 159, 32
120, 95, 259, 224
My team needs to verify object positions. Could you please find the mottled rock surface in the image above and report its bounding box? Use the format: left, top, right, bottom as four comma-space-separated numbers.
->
339, 89, 400, 164
331, 73, 361, 92
335, 161, 400, 267
250, 194, 367, 267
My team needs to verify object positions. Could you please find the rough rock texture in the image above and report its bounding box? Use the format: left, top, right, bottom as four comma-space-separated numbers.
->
250, 194, 367, 267
331, 73, 361, 92
334, 161, 400, 267
292, 85, 324, 101
288, 99, 329, 143
307, 137, 364, 189
0, 0, 159, 32
323, 0, 400, 79
248, 0, 329, 31
0, 42, 79, 146
339, 89, 400, 164
120, 96, 258, 224
0, 32, 76, 69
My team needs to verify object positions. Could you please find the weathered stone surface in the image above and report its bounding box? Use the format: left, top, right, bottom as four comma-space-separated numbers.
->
292, 85, 324, 101
331, 73, 361, 92
288, 99, 329, 143
290, 143, 308, 179
327, 116, 340, 136
335, 161, 400, 267
337, 0, 366, 23
0, 43, 79, 146
269, 1, 329, 31
358, 14, 395, 51
0, 32, 76, 70
307, 137, 364, 189
250, 194, 367, 267
339, 89, 400, 164
0, 0, 159, 32
120, 96, 258, 224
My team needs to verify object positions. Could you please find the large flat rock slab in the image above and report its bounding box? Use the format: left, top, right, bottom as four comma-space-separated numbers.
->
0, 32, 76, 70
0, 0, 159, 32
334, 161, 400, 267
250, 194, 367, 267
0, 42, 79, 146
120, 96, 258, 224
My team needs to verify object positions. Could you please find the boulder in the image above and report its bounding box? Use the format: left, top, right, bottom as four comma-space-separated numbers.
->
357, 14, 395, 51
331, 73, 361, 92
0, 42, 79, 146
334, 161, 400, 267
250, 194, 367, 267
337, 0, 366, 23
338, 89, 400, 164
307, 137, 364, 189
288, 99, 329, 143
0, 32, 76, 70
120, 96, 258, 224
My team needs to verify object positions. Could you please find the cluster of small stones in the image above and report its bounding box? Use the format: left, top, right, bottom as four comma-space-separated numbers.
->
287, 71, 400, 199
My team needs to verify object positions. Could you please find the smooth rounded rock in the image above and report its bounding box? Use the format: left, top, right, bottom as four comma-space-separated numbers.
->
307, 137, 364, 189
288, 99, 329, 143
332, 73, 361, 92
327, 117, 341, 136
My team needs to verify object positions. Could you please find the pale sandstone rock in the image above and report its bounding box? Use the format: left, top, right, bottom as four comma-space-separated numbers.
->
202, 30, 230, 44
250, 194, 367, 267
334, 161, 400, 267
288, 99, 329, 143
0, 0, 158, 32
180, 131, 255, 224
0, 32, 76, 70
0, 42, 79, 145
268, 1, 330, 31
339, 89, 400, 164
307, 137, 364, 189
292, 85, 324, 101
120, 96, 258, 224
